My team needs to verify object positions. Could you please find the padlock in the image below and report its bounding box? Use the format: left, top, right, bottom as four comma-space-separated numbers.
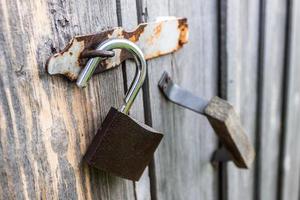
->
77, 39, 163, 181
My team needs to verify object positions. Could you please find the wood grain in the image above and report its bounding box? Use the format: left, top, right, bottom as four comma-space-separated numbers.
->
218, 0, 260, 199
258, 1, 288, 199
0, 0, 136, 199
279, 0, 300, 199
1, 0, 300, 199
119, 0, 152, 198
204, 96, 255, 169
143, 0, 220, 199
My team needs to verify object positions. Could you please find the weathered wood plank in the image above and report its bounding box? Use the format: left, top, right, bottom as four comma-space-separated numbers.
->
0, 0, 136, 199
119, 0, 152, 199
258, 0, 288, 199
142, 0, 219, 199
279, 0, 300, 199
219, 0, 260, 200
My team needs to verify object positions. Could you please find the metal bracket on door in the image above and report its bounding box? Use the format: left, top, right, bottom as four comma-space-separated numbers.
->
46, 17, 188, 81
158, 71, 255, 169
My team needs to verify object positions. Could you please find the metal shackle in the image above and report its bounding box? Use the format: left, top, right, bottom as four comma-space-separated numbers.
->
77, 38, 147, 115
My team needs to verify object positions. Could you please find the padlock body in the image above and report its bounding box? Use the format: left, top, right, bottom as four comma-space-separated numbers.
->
84, 107, 163, 181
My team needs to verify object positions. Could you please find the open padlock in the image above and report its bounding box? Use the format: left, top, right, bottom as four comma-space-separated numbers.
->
77, 39, 163, 181
158, 72, 255, 168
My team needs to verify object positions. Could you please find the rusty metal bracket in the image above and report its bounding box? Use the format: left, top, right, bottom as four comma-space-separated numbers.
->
46, 17, 188, 81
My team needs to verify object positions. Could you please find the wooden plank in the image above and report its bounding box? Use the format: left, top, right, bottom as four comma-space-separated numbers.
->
219, 0, 260, 200
279, 0, 300, 199
257, 0, 288, 199
0, 0, 135, 199
119, 0, 152, 199
142, 0, 219, 199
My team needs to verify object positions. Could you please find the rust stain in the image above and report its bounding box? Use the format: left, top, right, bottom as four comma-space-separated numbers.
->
46, 17, 189, 80
80, 29, 115, 49
45, 57, 51, 72
154, 23, 162, 36
127, 24, 145, 43
59, 38, 77, 56
78, 57, 87, 67
178, 19, 189, 49
144, 50, 160, 60
178, 19, 189, 48
147, 22, 162, 45
128, 35, 137, 42
63, 71, 77, 81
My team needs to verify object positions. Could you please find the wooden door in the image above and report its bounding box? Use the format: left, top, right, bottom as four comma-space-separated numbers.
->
0, 0, 299, 199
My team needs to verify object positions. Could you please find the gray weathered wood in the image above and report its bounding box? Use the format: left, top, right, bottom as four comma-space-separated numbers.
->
0, 0, 136, 199
120, 0, 151, 199
1, 0, 300, 199
143, 0, 219, 199
280, 0, 300, 199
219, 0, 260, 200
258, 0, 288, 199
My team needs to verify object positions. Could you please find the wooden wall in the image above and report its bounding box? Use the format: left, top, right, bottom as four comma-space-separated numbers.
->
0, 0, 299, 199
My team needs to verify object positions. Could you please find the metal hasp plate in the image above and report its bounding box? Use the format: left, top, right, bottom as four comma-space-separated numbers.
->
46, 17, 188, 81
158, 71, 255, 169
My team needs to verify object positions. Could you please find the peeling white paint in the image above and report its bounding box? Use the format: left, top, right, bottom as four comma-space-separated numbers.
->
46, 17, 188, 81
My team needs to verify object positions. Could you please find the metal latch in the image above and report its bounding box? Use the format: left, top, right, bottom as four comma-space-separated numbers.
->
46, 17, 188, 81
158, 71, 255, 169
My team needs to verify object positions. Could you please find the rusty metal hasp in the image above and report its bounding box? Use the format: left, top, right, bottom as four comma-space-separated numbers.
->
158, 71, 255, 169
46, 17, 188, 81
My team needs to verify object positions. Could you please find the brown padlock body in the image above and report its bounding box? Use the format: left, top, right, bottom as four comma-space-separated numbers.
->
84, 107, 163, 181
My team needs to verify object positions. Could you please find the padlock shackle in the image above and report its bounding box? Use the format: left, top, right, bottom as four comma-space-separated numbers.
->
77, 38, 146, 115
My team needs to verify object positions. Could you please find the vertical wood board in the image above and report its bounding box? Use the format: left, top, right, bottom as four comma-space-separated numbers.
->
143, 0, 219, 199
220, 0, 260, 200
119, 0, 151, 199
0, 0, 136, 199
280, 0, 300, 199
258, 0, 287, 199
